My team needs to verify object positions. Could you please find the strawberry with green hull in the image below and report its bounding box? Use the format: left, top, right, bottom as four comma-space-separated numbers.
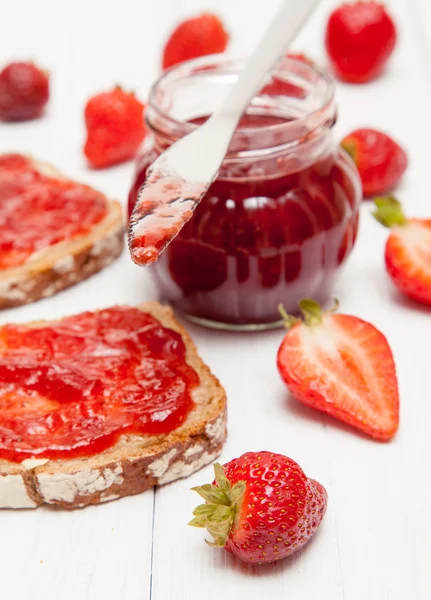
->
341, 129, 407, 197
277, 300, 399, 441
190, 452, 327, 564
373, 196, 431, 306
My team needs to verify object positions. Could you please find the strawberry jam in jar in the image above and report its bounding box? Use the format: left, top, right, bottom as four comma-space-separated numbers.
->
128, 56, 361, 330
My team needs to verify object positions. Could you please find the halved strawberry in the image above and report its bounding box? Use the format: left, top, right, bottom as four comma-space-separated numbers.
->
277, 300, 399, 441
373, 196, 431, 305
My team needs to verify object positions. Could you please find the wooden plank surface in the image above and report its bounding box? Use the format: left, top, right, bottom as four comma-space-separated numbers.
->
0, 0, 430, 598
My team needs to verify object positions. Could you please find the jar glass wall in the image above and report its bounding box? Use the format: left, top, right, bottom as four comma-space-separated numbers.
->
128, 55, 362, 330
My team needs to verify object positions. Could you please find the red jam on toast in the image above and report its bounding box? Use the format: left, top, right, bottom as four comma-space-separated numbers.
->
0, 307, 199, 462
0, 154, 108, 269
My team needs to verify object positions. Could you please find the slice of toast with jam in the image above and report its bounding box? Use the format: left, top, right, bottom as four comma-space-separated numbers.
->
0, 302, 227, 508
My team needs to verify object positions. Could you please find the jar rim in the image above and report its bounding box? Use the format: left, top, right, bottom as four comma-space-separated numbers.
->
148, 54, 336, 150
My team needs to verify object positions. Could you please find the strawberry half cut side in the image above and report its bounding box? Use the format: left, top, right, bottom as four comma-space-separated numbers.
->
277, 299, 399, 441
373, 196, 431, 306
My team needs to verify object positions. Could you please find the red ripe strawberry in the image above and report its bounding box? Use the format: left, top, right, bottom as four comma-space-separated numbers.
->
0, 61, 49, 121
277, 300, 399, 441
84, 87, 146, 168
373, 196, 431, 306
341, 128, 407, 197
162, 13, 229, 70
189, 452, 327, 564
325, 2, 397, 83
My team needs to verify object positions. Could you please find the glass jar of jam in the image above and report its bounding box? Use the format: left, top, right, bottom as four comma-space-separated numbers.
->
128, 55, 362, 330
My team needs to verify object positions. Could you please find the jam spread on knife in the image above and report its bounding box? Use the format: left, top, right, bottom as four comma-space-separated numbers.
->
0, 307, 199, 462
0, 153, 108, 269
129, 169, 208, 266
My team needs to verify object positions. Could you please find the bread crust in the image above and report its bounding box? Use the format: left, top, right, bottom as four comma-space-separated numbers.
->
0, 302, 227, 509
0, 157, 124, 308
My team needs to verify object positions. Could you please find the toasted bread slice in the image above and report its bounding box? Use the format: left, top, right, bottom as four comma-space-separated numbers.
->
0, 156, 123, 308
0, 302, 227, 509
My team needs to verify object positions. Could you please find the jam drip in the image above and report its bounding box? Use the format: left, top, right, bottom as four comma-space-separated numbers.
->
0, 307, 199, 462
0, 154, 108, 269
129, 169, 207, 266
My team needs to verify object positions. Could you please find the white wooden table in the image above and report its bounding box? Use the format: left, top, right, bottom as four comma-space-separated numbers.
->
1, 0, 430, 598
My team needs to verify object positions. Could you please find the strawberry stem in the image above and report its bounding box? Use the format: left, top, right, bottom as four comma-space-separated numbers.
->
372, 195, 407, 228
340, 139, 357, 163
278, 304, 299, 329
189, 464, 246, 548
329, 298, 340, 313
299, 299, 324, 326
279, 299, 339, 328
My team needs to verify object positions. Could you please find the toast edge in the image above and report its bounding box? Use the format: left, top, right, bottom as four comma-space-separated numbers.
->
0, 201, 124, 309
0, 302, 227, 509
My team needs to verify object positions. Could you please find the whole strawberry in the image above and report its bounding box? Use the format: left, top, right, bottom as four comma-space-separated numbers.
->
277, 300, 399, 441
373, 196, 431, 306
341, 128, 407, 197
0, 61, 49, 121
189, 452, 327, 564
84, 86, 146, 169
162, 13, 229, 70
325, 2, 397, 83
